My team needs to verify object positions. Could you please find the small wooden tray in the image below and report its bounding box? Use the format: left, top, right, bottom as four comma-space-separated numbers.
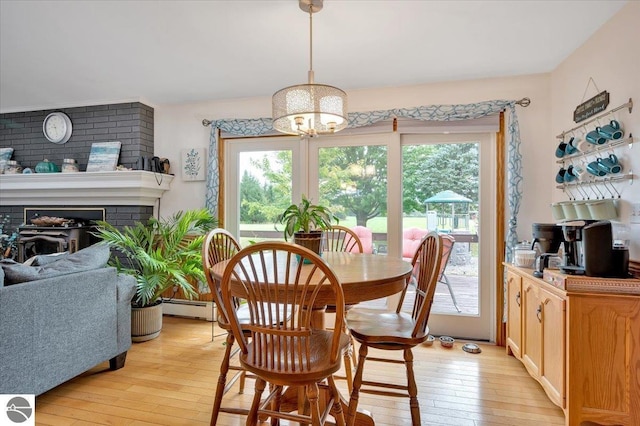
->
543, 269, 640, 295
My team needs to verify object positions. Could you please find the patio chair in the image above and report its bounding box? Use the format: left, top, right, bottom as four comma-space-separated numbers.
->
345, 232, 443, 426
402, 227, 430, 261
220, 242, 349, 426
439, 234, 461, 312
351, 226, 374, 254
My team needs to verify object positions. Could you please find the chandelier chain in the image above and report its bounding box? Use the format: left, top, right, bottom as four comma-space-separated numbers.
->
308, 5, 314, 83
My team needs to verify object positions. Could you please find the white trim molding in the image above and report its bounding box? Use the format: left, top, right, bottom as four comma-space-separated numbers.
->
0, 171, 173, 206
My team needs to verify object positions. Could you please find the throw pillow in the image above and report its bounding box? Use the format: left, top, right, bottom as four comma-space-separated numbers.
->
0, 244, 110, 284
23, 251, 70, 266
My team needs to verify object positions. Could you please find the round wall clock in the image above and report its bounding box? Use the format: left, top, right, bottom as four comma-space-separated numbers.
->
43, 112, 73, 144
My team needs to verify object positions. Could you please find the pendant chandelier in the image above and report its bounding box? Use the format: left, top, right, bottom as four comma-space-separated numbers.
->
272, 0, 348, 137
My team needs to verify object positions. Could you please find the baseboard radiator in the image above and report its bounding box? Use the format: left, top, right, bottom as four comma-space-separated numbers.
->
162, 299, 215, 322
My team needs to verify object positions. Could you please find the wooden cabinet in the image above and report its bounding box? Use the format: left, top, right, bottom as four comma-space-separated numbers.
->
505, 265, 640, 426
566, 294, 640, 426
505, 270, 522, 358
519, 275, 565, 408
539, 283, 565, 407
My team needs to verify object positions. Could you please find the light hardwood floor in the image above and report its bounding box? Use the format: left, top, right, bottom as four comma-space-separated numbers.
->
36, 316, 565, 426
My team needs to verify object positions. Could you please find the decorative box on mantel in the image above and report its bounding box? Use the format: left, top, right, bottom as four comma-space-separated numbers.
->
0, 171, 173, 206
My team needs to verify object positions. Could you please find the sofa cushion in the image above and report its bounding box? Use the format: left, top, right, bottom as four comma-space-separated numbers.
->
23, 251, 70, 267
0, 244, 110, 285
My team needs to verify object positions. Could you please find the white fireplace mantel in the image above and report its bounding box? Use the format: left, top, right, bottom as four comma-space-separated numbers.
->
0, 171, 174, 206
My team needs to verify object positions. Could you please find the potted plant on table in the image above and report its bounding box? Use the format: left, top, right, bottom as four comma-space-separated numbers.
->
94, 209, 216, 342
277, 195, 337, 256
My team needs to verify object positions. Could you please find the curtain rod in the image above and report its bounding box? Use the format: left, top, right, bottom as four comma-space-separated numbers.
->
201, 97, 531, 127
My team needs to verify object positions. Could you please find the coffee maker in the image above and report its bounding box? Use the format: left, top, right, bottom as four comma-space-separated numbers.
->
531, 223, 563, 254
561, 220, 630, 278
560, 221, 586, 275
531, 223, 564, 278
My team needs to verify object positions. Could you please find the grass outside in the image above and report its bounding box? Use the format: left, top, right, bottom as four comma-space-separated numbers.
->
242, 216, 478, 258
244, 216, 428, 233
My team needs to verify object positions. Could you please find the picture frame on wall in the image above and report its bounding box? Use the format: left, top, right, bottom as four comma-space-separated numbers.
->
86, 141, 121, 172
181, 147, 206, 181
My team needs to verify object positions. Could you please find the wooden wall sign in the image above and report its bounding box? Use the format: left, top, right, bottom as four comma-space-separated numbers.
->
574, 91, 610, 123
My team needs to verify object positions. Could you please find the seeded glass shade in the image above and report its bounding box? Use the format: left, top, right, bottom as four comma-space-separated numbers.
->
272, 83, 348, 137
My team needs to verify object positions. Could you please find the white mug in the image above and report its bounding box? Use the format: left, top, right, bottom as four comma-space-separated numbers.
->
576, 138, 592, 153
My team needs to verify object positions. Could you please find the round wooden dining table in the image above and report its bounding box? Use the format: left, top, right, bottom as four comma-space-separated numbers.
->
210, 251, 413, 327
209, 251, 413, 426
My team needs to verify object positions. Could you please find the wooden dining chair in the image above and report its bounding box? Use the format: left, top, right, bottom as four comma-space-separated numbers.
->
324, 225, 363, 253
202, 228, 251, 425
323, 225, 363, 393
220, 241, 350, 426
345, 231, 443, 426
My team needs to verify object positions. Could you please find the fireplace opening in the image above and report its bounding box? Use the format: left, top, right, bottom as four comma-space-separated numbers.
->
17, 208, 105, 263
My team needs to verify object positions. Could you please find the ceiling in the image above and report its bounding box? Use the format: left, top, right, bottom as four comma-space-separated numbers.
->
0, 0, 627, 113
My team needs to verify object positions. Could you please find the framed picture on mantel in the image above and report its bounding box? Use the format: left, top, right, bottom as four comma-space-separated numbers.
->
86, 141, 121, 172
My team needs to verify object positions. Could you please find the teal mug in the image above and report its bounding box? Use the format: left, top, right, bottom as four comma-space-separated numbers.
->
597, 120, 624, 140
597, 154, 622, 174
586, 129, 607, 145
565, 136, 580, 154
566, 165, 584, 181
555, 142, 568, 158
564, 166, 577, 183
586, 161, 607, 177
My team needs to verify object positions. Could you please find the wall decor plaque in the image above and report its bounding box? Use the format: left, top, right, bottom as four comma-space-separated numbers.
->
574, 90, 610, 123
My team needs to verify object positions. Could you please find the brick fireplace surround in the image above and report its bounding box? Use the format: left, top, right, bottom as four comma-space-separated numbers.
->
0, 102, 157, 232
0, 102, 212, 321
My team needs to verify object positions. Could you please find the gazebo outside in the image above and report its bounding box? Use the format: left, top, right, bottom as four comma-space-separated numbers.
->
424, 189, 473, 232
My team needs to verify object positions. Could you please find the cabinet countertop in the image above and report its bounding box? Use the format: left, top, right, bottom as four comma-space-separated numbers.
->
504, 263, 640, 297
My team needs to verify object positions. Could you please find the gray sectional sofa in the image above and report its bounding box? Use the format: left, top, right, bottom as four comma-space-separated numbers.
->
0, 244, 136, 396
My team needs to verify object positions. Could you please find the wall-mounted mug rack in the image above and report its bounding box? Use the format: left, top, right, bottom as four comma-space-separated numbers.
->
556, 171, 634, 200
556, 98, 633, 140
556, 134, 634, 164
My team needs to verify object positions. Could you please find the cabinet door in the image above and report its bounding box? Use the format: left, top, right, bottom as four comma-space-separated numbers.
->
506, 270, 523, 358
567, 294, 640, 426
540, 287, 565, 408
522, 278, 541, 378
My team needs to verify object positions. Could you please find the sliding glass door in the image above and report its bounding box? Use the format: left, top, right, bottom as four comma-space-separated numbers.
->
223, 131, 495, 341
400, 134, 494, 340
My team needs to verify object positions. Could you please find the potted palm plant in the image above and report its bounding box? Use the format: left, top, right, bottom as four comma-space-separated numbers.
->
94, 209, 216, 342
277, 195, 337, 256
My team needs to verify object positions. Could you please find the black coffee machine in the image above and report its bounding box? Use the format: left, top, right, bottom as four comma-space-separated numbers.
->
531, 223, 563, 254
561, 220, 630, 278
531, 223, 563, 278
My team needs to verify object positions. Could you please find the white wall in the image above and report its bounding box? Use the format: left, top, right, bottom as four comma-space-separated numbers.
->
155, 74, 551, 244
550, 1, 640, 259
